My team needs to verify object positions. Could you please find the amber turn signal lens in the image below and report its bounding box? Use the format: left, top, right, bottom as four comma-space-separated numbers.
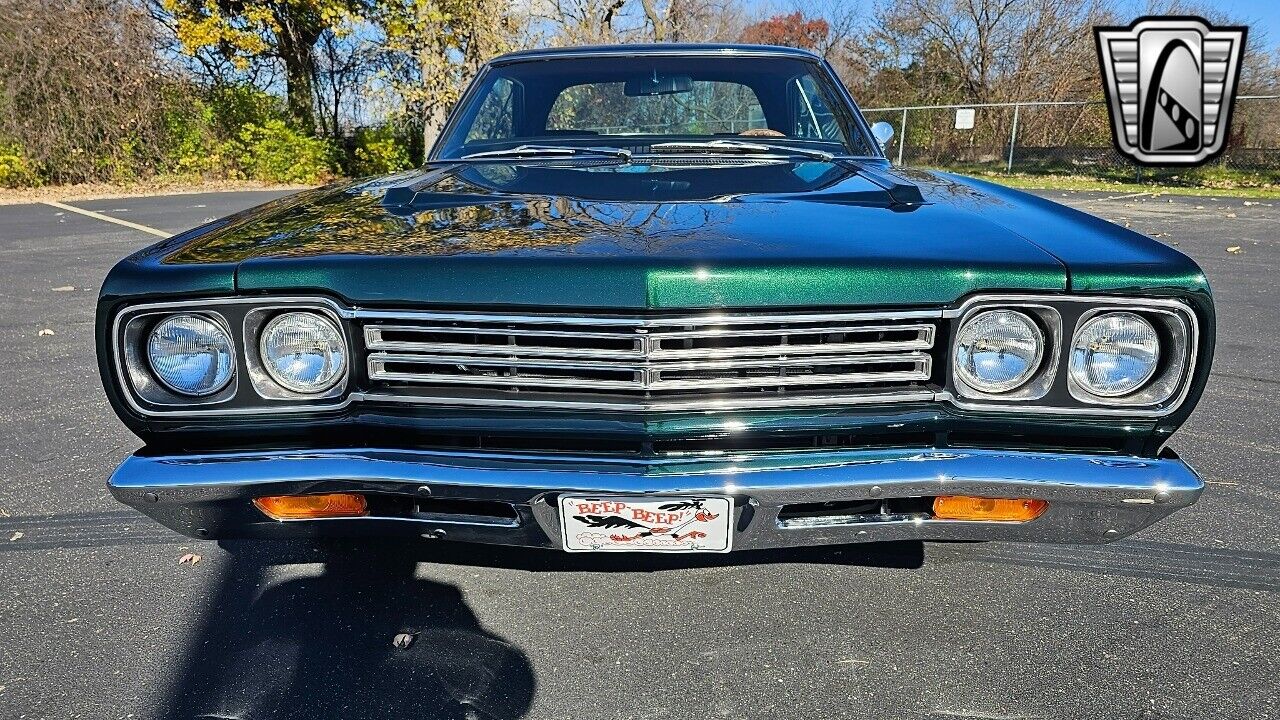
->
933, 495, 1047, 522
253, 493, 368, 520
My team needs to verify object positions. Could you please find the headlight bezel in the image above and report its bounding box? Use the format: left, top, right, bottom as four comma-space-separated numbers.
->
246, 307, 349, 399
145, 313, 237, 398
951, 305, 1060, 401
1066, 306, 1191, 408
120, 310, 239, 407
945, 295, 1199, 417
112, 297, 353, 417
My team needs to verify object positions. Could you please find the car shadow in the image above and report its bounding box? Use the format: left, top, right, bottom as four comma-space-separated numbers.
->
156, 538, 923, 719
158, 541, 536, 720
418, 538, 927, 572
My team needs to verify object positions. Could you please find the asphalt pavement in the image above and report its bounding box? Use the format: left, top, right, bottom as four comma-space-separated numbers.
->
0, 187, 1276, 720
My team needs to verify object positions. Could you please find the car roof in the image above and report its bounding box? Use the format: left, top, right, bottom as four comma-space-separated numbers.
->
488, 43, 822, 66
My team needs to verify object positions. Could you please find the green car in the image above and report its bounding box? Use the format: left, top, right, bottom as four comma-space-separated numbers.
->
97, 44, 1212, 555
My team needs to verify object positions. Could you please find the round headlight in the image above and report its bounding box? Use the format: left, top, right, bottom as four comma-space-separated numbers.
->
954, 310, 1044, 394
259, 312, 346, 394
147, 314, 235, 397
1069, 312, 1160, 397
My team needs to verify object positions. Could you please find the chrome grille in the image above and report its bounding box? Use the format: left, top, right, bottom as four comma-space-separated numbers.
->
361, 310, 939, 411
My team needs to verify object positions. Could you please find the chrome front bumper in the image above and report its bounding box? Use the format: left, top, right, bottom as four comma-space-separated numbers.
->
109, 447, 1203, 549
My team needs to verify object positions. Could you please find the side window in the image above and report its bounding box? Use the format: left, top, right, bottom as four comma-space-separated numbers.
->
793, 75, 843, 142
466, 78, 515, 142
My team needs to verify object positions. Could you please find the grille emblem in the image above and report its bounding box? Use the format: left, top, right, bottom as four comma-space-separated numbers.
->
1095, 16, 1247, 166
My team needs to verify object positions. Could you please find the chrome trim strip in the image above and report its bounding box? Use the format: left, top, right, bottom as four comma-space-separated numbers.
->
350, 389, 937, 412
487, 47, 824, 65
352, 308, 944, 326
367, 351, 929, 373
364, 322, 934, 360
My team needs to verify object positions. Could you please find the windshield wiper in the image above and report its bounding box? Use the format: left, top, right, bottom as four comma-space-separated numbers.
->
649, 140, 834, 162
458, 144, 632, 162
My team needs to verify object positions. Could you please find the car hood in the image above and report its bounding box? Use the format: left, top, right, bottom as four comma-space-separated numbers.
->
112, 161, 1205, 309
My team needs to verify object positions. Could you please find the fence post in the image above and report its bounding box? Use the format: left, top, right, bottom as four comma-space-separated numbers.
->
897, 108, 908, 165
1006, 103, 1021, 173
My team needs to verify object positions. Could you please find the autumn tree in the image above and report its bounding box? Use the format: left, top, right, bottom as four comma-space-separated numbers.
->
370, 0, 517, 148
160, 0, 363, 133
738, 12, 829, 50
0, 0, 183, 183
872, 0, 1109, 104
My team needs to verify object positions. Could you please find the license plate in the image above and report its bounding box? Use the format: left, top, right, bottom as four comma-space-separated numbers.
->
558, 495, 733, 553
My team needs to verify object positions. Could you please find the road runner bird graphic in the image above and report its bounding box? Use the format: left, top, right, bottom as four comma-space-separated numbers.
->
573, 499, 719, 543
1095, 17, 1247, 166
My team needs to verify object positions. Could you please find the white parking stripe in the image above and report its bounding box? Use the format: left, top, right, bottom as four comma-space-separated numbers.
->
41, 200, 170, 238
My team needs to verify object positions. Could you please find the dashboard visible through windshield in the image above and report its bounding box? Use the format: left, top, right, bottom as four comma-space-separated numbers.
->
434, 54, 877, 159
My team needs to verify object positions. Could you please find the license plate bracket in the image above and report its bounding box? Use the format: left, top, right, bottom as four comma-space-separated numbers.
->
558, 495, 733, 553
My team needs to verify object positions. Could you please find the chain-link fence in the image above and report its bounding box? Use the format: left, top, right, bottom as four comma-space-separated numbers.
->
862, 96, 1280, 183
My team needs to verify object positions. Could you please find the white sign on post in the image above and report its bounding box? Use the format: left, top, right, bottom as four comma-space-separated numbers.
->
955, 108, 976, 130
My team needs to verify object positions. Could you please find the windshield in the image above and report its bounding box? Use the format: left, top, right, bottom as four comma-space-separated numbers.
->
434, 54, 877, 159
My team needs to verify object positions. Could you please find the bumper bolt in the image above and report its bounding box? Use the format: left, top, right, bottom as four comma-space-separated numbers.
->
1154, 491, 1172, 504
143, 492, 159, 503
869, 485, 883, 497
422, 529, 446, 540
417, 485, 432, 495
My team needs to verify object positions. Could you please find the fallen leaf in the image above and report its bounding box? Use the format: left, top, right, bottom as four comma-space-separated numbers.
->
37, 329, 54, 336
1225, 212, 1237, 218
1226, 246, 1242, 254
51, 285, 75, 292
9, 531, 23, 542
178, 553, 202, 565
392, 632, 417, 649
1195, 205, 1205, 209
1243, 201, 1257, 206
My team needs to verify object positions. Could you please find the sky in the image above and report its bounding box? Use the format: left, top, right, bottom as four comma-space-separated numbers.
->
1212, 0, 1280, 48
755, 0, 1280, 52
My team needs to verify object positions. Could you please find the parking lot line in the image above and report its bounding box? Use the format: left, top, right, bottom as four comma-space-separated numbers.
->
41, 200, 170, 238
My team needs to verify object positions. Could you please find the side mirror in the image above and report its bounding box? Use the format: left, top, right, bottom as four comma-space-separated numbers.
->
871, 121, 895, 150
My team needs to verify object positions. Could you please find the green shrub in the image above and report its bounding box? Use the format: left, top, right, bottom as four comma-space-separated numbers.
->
205, 85, 286, 139
223, 120, 335, 184
162, 93, 219, 177
0, 143, 41, 188
350, 126, 412, 176
158, 84, 297, 180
